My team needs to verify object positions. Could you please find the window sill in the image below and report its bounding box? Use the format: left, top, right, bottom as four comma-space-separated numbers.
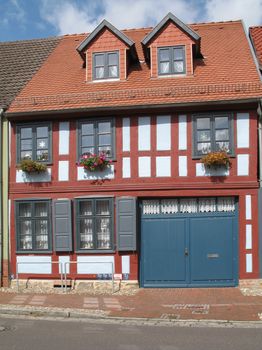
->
91, 78, 120, 83
16, 251, 53, 254
157, 73, 187, 78
192, 153, 235, 160
76, 250, 115, 254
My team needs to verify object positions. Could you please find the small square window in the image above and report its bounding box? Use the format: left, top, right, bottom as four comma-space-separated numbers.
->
16, 123, 52, 163
93, 51, 119, 80
193, 114, 233, 157
158, 46, 186, 76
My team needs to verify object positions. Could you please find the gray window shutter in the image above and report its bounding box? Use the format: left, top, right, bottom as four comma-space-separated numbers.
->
53, 200, 72, 252
116, 197, 137, 251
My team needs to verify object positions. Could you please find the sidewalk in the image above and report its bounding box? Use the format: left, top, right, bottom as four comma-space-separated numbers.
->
0, 287, 262, 322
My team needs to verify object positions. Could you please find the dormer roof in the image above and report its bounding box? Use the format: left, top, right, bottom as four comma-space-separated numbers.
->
141, 12, 200, 46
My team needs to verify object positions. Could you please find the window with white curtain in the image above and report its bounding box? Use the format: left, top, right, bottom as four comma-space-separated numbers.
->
16, 200, 51, 252
93, 51, 119, 80
76, 198, 113, 251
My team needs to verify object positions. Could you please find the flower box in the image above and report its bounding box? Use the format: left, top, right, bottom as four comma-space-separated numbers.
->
79, 152, 112, 172
18, 159, 47, 174
201, 151, 232, 169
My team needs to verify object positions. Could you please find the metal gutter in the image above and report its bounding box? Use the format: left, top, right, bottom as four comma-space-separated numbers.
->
0, 107, 4, 285
6, 98, 261, 119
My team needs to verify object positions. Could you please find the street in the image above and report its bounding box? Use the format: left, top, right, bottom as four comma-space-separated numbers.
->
0, 316, 262, 350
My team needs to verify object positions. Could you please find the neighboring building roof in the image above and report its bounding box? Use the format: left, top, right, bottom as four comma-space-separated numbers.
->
142, 12, 200, 46
0, 37, 60, 108
249, 26, 262, 70
7, 20, 262, 115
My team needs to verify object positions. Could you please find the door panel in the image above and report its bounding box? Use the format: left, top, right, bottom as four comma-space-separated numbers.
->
141, 218, 187, 286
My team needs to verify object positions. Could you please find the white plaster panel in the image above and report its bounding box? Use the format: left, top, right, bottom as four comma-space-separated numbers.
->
245, 195, 252, 220
179, 156, 187, 176
138, 117, 151, 151
16, 168, 51, 183
246, 254, 253, 273
58, 161, 69, 181
77, 256, 114, 274
237, 154, 249, 176
246, 225, 252, 250
77, 165, 114, 180
121, 256, 130, 274
122, 157, 131, 178
138, 157, 151, 177
17, 256, 52, 274
196, 163, 229, 177
122, 118, 130, 152
156, 157, 171, 177
59, 121, 70, 155
156, 115, 171, 150
237, 113, 249, 148
58, 256, 70, 274
178, 115, 187, 150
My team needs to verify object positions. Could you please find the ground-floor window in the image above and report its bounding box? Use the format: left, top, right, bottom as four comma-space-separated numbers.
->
16, 200, 52, 252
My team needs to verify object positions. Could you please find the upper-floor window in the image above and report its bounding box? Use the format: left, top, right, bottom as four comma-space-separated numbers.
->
16, 200, 52, 252
16, 123, 52, 163
93, 51, 119, 80
158, 46, 186, 76
78, 118, 115, 158
193, 113, 233, 157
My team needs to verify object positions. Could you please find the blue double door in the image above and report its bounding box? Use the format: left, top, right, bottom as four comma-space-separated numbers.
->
140, 210, 238, 287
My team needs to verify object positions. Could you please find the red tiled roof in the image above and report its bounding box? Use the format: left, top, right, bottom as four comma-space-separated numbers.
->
8, 20, 262, 114
250, 26, 262, 68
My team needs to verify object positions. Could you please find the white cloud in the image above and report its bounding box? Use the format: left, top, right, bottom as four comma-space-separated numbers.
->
1, 0, 26, 27
204, 0, 262, 28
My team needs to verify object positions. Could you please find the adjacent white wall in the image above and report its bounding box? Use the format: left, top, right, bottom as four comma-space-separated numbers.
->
138, 157, 151, 177
156, 116, 171, 150
237, 113, 249, 148
17, 256, 52, 274
156, 157, 171, 177
58, 161, 69, 181
245, 225, 252, 250
122, 157, 131, 178
121, 256, 130, 274
59, 121, 70, 155
246, 254, 253, 273
178, 115, 187, 150
77, 165, 114, 180
245, 195, 252, 220
77, 256, 114, 274
122, 118, 130, 152
138, 117, 151, 151
237, 154, 249, 176
16, 168, 52, 183
179, 156, 187, 176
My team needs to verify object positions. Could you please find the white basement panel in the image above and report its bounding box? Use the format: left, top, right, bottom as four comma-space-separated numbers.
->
237, 113, 249, 148
138, 157, 151, 177
77, 256, 114, 274
77, 165, 114, 180
178, 115, 187, 150
237, 154, 249, 176
196, 163, 229, 177
156, 116, 171, 150
59, 121, 70, 155
179, 156, 188, 176
156, 157, 171, 177
246, 254, 253, 273
17, 256, 52, 274
121, 256, 130, 274
122, 118, 130, 152
245, 195, 252, 220
245, 225, 252, 250
138, 117, 151, 151
16, 168, 52, 183
59, 256, 70, 274
122, 157, 131, 178
58, 161, 69, 181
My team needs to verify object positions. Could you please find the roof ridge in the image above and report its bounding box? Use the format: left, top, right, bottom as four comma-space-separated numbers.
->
190, 20, 242, 26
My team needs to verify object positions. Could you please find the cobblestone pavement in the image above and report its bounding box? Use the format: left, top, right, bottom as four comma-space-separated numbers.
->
0, 287, 262, 322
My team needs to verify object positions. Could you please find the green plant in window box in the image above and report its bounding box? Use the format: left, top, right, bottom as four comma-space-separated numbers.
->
18, 159, 47, 174
201, 151, 232, 169
79, 152, 112, 172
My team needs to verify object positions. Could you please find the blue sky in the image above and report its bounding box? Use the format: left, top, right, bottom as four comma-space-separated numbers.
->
1, 0, 262, 42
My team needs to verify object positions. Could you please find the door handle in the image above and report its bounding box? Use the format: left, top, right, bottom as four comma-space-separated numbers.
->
185, 248, 189, 256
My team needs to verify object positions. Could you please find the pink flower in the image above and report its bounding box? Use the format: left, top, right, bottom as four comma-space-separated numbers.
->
109, 160, 112, 164
83, 154, 88, 159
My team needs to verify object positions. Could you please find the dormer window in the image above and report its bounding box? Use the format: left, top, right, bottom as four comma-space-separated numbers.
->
93, 51, 119, 80
158, 46, 185, 76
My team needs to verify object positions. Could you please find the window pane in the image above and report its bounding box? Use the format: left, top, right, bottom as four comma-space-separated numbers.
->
35, 202, 48, 217
174, 47, 184, 60
20, 220, 32, 235
82, 123, 94, 135
109, 65, 118, 78
80, 218, 93, 249
99, 134, 111, 146
20, 127, 32, 139
94, 54, 104, 66
21, 151, 32, 160
159, 49, 169, 61
82, 135, 94, 148
37, 126, 48, 138
197, 130, 210, 142
215, 117, 228, 129
108, 53, 118, 65
79, 201, 92, 216
35, 235, 48, 250
96, 200, 110, 215
196, 118, 211, 129
95, 67, 104, 79
36, 150, 49, 161
160, 62, 170, 74
82, 147, 94, 155
174, 61, 184, 73
21, 139, 32, 151
215, 129, 229, 141
37, 138, 48, 150
98, 145, 111, 156
98, 121, 111, 133
197, 142, 211, 154
20, 235, 32, 250
216, 142, 230, 152
19, 203, 31, 217
96, 218, 111, 249
35, 219, 48, 234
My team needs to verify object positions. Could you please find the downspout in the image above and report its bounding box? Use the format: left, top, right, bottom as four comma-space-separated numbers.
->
0, 107, 4, 285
